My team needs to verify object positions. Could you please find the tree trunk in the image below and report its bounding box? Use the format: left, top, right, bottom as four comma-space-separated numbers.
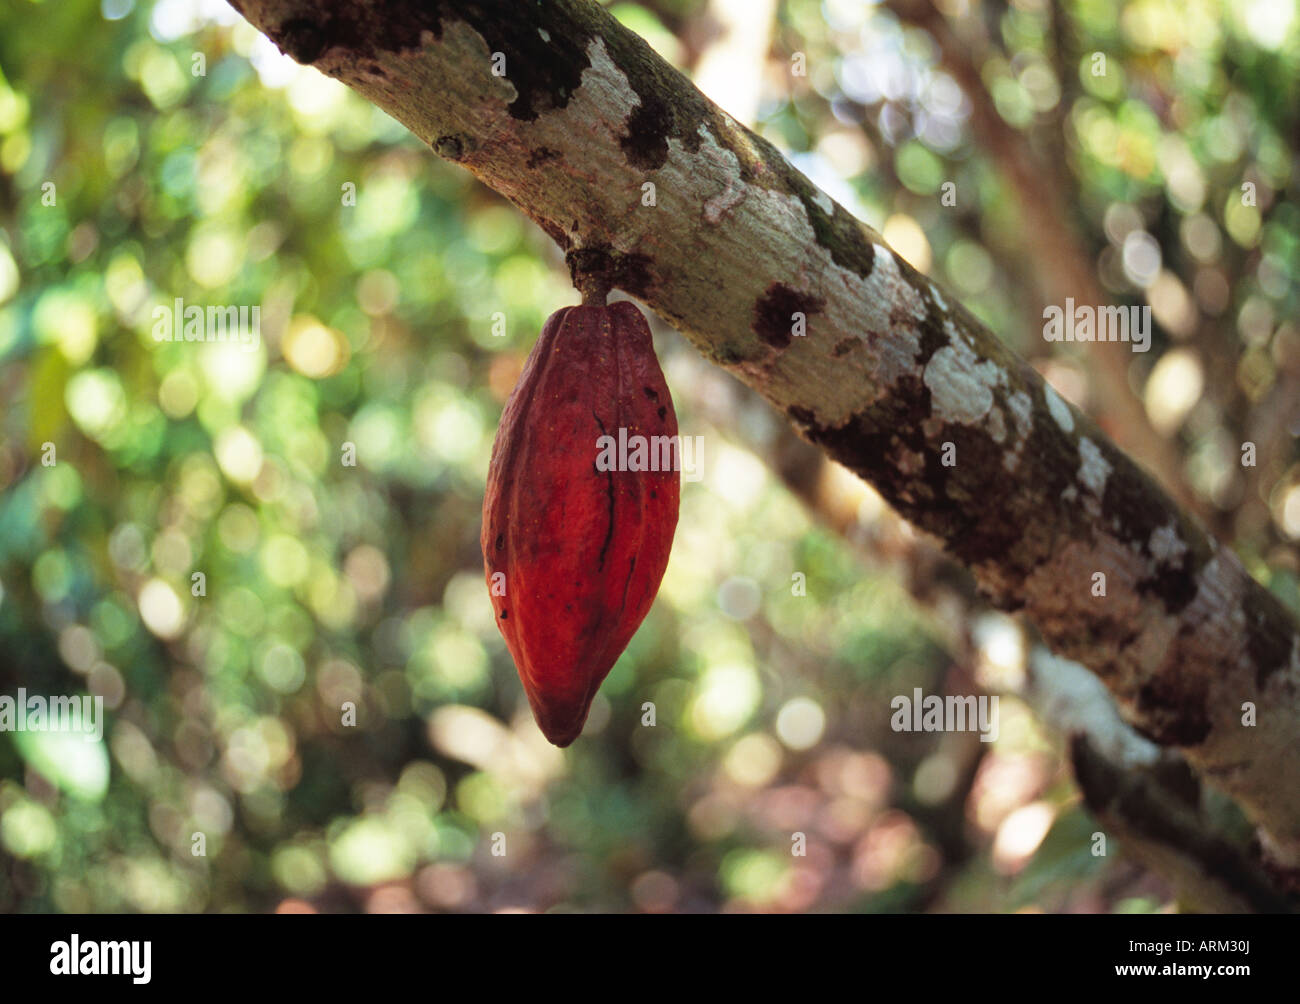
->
225, 0, 1300, 882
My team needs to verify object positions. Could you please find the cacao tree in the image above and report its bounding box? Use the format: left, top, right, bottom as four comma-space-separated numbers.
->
220, 0, 1300, 907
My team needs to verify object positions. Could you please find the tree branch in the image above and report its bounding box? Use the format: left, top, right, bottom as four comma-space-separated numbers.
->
1028, 649, 1292, 913
888, 0, 1200, 516
226, 0, 1300, 871
769, 418, 1288, 910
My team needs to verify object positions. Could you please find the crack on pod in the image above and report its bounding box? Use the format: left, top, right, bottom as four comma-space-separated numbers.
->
618, 555, 637, 622
591, 408, 616, 571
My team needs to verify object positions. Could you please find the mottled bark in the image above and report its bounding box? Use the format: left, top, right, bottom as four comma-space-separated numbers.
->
226, 0, 1300, 870
888, 0, 1200, 517
772, 423, 1290, 910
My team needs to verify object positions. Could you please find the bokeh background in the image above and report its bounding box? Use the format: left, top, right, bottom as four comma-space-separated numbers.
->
1, 0, 1298, 913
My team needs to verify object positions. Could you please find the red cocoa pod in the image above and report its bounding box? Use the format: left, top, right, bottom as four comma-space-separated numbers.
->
482, 300, 680, 747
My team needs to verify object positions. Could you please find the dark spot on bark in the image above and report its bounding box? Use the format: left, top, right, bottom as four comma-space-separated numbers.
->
277, 18, 327, 64
435, 134, 468, 161
1008, 411, 1085, 534
915, 308, 949, 366
753, 283, 823, 350
614, 252, 656, 299
891, 255, 952, 366
782, 172, 876, 281
273, 2, 597, 120
832, 338, 860, 357
1045, 614, 1134, 682
1098, 447, 1210, 614
1099, 447, 1175, 547
794, 377, 1018, 567
526, 147, 562, 168
599, 19, 757, 175
621, 91, 674, 170
791, 372, 1099, 606
1241, 586, 1296, 688
367, 62, 387, 78
1120, 625, 1143, 649
1132, 677, 1212, 747
786, 405, 818, 429
443, 6, 593, 121
268, 3, 436, 66
565, 247, 656, 300
915, 421, 1030, 566
894, 251, 966, 350
1136, 563, 1198, 612
415, 0, 739, 187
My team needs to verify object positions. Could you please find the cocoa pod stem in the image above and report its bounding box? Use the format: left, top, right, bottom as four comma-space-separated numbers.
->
566, 247, 614, 306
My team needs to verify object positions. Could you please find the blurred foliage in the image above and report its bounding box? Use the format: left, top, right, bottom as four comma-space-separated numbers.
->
0, 0, 1295, 913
